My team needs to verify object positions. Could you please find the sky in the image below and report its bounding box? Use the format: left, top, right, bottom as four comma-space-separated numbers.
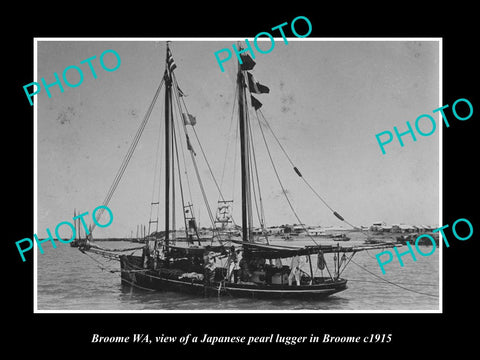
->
36, 39, 440, 238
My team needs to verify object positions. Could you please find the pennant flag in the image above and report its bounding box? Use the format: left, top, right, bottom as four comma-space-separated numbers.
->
186, 134, 196, 155
246, 72, 269, 94
240, 53, 256, 70
167, 47, 177, 73
250, 95, 262, 110
182, 113, 197, 126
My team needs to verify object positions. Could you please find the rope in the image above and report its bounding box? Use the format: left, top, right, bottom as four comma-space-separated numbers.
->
79, 249, 118, 274
170, 74, 217, 231
255, 109, 339, 279
93, 78, 165, 232
345, 279, 439, 287
175, 74, 231, 212
338, 251, 356, 276
171, 79, 195, 220
255, 111, 320, 246
231, 117, 239, 202
148, 91, 165, 235
219, 84, 238, 191
190, 148, 216, 228
172, 123, 189, 239
349, 259, 439, 298
89, 244, 144, 252
257, 110, 363, 233
248, 112, 268, 241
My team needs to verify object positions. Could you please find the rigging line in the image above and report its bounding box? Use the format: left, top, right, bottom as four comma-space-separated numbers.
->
349, 259, 439, 298
248, 136, 266, 241
258, 109, 360, 231
187, 123, 238, 227
249, 110, 266, 228
155, 97, 166, 234
171, 78, 195, 218
189, 147, 216, 229
258, 109, 334, 212
172, 75, 226, 230
338, 251, 356, 276
243, 87, 254, 237
255, 110, 319, 247
219, 84, 238, 190
175, 75, 230, 207
231, 80, 241, 206
149, 92, 165, 235
79, 249, 118, 274
249, 107, 269, 242
103, 78, 164, 213
365, 248, 379, 260
172, 119, 190, 240
172, 89, 194, 230
93, 78, 165, 233
248, 109, 264, 230
344, 279, 439, 287
172, 82, 220, 237
229, 81, 241, 210
99, 117, 146, 226
232, 112, 239, 202
192, 125, 229, 203
171, 88, 201, 243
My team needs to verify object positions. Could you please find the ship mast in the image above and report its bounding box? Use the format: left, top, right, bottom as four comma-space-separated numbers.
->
237, 50, 252, 243
164, 45, 173, 251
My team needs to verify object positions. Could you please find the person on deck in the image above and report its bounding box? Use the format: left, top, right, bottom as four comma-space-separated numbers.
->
238, 255, 251, 283
288, 255, 301, 286
265, 257, 282, 284
226, 247, 235, 280
142, 243, 150, 269
204, 252, 217, 285
233, 250, 242, 283
228, 248, 241, 283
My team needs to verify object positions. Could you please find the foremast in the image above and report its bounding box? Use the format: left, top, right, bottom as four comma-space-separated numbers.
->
164, 46, 173, 251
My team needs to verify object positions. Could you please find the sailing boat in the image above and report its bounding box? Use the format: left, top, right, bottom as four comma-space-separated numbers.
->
79, 42, 394, 299
70, 209, 81, 247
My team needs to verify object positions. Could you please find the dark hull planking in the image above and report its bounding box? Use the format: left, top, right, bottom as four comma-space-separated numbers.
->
119, 255, 347, 299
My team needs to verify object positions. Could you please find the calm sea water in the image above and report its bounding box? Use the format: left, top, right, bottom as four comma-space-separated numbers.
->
36, 233, 440, 311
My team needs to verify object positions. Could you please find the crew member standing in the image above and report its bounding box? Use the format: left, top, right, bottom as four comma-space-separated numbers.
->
288, 254, 301, 286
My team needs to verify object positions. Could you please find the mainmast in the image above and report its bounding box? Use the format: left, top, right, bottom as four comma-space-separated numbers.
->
237, 50, 252, 243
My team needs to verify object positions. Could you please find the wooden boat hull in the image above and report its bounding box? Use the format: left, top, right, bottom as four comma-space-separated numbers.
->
119, 255, 347, 299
